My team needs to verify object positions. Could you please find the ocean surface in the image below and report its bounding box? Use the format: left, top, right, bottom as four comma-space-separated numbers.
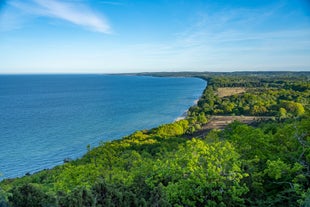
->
0, 75, 206, 179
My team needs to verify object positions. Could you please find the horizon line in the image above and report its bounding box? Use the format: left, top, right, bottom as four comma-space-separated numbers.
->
0, 70, 309, 75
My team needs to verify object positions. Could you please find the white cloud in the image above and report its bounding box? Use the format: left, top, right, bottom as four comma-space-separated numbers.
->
7, 0, 111, 33
163, 2, 310, 71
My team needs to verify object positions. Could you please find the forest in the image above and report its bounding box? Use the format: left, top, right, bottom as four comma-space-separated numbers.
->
0, 71, 309, 207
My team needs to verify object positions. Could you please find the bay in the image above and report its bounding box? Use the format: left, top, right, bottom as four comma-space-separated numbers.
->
0, 75, 206, 179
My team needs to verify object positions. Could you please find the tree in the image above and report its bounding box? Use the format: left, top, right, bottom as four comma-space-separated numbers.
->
147, 138, 248, 206
197, 113, 208, 124
92, 181, 139, 207
148, 183, 171, 207
0, 188, 9, 207
279, 107, 287, 119
8, 184, 55, 207
156, 123, 184, 138
282, 101, 305, 117
58, 187, 94, 207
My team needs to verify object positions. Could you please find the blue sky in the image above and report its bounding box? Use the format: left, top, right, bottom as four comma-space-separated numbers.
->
0, 0, 309, 73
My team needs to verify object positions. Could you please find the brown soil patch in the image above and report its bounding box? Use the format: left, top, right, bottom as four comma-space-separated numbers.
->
204, 116, 270, 130
217, 87, 246, 97
188, 116, 272, 138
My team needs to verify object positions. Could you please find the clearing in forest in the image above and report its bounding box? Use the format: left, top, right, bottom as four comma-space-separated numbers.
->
204, 116, 271, 130
189, 115, 272, 138
217, 87, 246, 97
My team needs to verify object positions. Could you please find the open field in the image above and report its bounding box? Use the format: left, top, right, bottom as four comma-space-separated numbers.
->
189, 115, 272, 138
204, 115, 271, 129
217, 87, 246, 97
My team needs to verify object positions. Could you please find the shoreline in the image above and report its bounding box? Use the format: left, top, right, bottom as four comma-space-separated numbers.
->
174, 111, 188, 121
1, 72, 308, 207
174, 98, 200, 122
0, 75, 206, 181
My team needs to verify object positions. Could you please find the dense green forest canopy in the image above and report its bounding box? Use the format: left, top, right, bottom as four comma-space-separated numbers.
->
1, 71, 309, 207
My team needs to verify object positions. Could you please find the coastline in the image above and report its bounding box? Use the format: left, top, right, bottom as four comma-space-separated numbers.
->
1, 72, 309, 207
174, 98, 200, 121
174, 111, 187, 121
0, 75, 206, 180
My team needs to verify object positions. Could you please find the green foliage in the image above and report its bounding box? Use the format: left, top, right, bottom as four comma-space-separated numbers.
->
58, 187, 94, 207
188, 74, 309, 118
279, 107, 287, 119
160, 140, 248, 206
148, 183, 171, 207
281, 101, 305, 117
8, 184, 55, 207
156, 120, 188, 138
0, 187, 10, 207
264, 159, 291, 180
54, 163, 100, 193
221, 117, 310, 206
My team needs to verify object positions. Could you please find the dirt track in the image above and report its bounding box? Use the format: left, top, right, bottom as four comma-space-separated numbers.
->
204, 115, 271, 130
188, 115, 272, 138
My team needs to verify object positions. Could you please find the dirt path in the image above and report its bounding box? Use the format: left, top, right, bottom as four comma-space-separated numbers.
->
188, 115, 272, 138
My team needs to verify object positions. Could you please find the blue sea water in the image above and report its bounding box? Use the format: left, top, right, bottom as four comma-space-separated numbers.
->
0, 75, 206, 179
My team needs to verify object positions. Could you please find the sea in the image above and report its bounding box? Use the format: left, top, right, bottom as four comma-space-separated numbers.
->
0, 75, 206, 180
